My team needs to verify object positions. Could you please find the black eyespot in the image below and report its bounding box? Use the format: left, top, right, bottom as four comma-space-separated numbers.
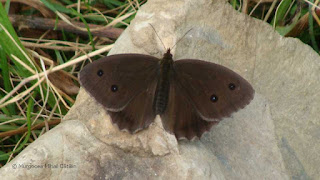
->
210, 94, 218, 103
229, 83, 236, 90
97, 70, 103, 77
111, 85, 118, 92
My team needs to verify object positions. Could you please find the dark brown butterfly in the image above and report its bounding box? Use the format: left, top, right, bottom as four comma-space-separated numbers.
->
79, 49, 254, 140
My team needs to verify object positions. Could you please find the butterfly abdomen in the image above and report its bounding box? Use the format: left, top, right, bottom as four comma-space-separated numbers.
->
153, 52, 174, 115
154, 75, 170, 114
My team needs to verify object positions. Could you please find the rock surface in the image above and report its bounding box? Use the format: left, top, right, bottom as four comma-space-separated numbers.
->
1, 0, 319, 179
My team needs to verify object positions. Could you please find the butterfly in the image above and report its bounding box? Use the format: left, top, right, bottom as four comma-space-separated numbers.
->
79, 48, 254, 140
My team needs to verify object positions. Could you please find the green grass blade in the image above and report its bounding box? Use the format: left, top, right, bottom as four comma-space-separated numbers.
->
308, 2, 319, 53
0, 3, 33, 77
4, 0, 10, 13
271, 0, 293, 27
0, 46, 16, 115
0, 92, 36, 161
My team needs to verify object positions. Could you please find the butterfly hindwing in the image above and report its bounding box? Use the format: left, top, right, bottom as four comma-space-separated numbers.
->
161, 77, 219, 140
108, 79, 158, 133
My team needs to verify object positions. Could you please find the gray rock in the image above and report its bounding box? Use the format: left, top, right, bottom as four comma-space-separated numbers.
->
1, 0, 319, 179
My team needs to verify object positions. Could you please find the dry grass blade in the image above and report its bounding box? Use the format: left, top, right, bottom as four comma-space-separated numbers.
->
9, 15, 124, 39
0, 119, 61, 138
0, 45, 113, 108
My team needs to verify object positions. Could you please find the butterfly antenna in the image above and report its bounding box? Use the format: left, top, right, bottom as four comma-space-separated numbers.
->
171, 28, 193, 49
149, 23, 167, 51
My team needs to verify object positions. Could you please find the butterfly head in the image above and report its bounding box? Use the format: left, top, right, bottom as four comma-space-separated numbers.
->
163, 48, 173, 60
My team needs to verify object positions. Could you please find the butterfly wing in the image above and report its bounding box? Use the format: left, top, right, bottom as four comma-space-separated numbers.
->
79, 54, 160, 133
161, 79, 219, 140
173, 59, 254, 121
79, 54, 160, 111
161, 59, 254, 139
108, 79, 158, 133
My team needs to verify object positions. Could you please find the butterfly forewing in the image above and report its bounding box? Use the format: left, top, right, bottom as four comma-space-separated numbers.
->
172, 59, 254, 121
79, 54, 160, 111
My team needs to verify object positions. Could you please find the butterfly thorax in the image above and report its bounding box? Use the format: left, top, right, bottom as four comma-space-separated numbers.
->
163, 48, 173, 60
153, 49, 174, 115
